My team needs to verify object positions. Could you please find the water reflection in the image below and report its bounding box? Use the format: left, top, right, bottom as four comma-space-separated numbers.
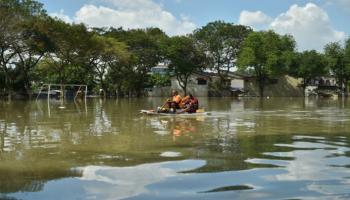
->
3, 135, 349, 200
0, 98, 350, 199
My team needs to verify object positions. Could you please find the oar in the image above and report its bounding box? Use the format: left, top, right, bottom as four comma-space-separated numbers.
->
157, 99, 169, 113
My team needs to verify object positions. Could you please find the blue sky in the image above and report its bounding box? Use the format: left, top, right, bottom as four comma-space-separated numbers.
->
38, 0, 349, 51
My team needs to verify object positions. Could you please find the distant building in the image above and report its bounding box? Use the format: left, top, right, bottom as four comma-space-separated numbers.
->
305, 76, 339, 97
170, 72, 249, 97
149, 63, 169, 76
170, 72, 212, 97
227, 72, 247, 95
147, 66, 341, 97
148, 63, 248, 96
243, 75, 304, 97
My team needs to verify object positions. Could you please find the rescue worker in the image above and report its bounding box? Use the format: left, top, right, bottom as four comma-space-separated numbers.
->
167, 90, 182, 113
180, 93, 199, 113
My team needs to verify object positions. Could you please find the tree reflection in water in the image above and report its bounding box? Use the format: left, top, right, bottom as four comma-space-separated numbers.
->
0, 98, 349, 199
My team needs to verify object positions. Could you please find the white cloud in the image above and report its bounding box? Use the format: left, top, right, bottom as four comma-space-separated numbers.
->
325, 0, 350, 12
239, 10, 272, 29
239, 3, 347, 51
269, 3, 346, 51
50, 9, 73, 23
72, 0, 196, 35
104, 0, 158, 10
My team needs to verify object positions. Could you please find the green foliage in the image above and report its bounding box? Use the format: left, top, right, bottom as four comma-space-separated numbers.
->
1, 0, 345, 99
0, 0, 47, 96
325, 42, 345, 74
194, 21, 252, 83
37, 21, 90, 84
345, 39, 350, 84
238, 31, 296, 97
288, 50, 327, 94
297, 51, 327, 79
324, 40, 350, 95
83, 34, 130, 95
104, 27, 167, 96
165, 35, 207, 95
150, 74, 171, 87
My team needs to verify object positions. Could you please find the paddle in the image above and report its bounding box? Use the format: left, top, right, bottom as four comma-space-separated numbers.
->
157, 98, 170, 113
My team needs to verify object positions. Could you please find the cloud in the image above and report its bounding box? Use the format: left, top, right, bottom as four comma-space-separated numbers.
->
72, 0, 196, 35
50, 9, 73, 23
239, 10, 272, 29
239, 3, 347, 51
269, 3, 346, 51
325, 0, 350, 12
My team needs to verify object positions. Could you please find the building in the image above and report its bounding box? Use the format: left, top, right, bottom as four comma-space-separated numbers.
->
243, 75, 304, 97
170, 72, 212, 97
147, 70, 251, 97
169, 72, 250, 97
149, 63, 169, 76
305, 76, 339, 97
227, 72, 246, 96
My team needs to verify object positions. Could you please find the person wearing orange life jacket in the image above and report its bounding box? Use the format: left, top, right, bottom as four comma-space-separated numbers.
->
181, 93, 199, 113
166, 90, 182, 113
179, 95, 190, 108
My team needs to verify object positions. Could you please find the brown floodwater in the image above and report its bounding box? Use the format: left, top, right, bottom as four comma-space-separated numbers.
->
0, 97, 350, 200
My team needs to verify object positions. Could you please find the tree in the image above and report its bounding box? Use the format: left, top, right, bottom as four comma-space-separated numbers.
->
238, 31, 296, 97
324, 41, 350, 96
345, 38, 350, 82
13, 16, 54, 97
30, 19, 101, 101
150, 73, 171, 87
0, 2, 16, 95
194, 21, 252, 86
0, 0, 46, 98
105, 27, 167, 96
43, 20, 94, 85
86, 34, 130, 97
288, 50, 327, 95
165, 36, 207, 95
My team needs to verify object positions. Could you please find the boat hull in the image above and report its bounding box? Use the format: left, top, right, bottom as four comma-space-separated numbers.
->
140, 109, 209, 116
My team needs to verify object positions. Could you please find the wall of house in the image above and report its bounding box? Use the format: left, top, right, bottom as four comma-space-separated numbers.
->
244, 75, 304, 97
170, 76, 209, 97
146, 86, 171, 97
231, 79, 244, 89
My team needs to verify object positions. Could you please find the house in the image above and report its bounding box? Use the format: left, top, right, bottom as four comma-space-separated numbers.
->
148, 62, 248, 96
147, 65, 305, 97
148, 65, 336, 97
243, 75, 304, 97
147, 71, 215, 97
170, 72, 212, 97
227, 72, 247, 96
148, 63, 169, 76
170, 72, 249, 97
305, 76, 339, 97
148, 63, 305, 97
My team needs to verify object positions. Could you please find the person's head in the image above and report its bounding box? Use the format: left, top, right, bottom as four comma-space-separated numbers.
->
189, 93, 193, 99
172, 90, 178, 96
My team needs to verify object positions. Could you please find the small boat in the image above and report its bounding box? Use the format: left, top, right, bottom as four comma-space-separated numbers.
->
140, 108, 210, 116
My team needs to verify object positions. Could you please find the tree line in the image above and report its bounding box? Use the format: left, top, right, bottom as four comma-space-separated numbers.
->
1, 0, 350, 99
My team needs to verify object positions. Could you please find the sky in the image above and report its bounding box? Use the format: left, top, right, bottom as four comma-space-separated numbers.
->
37, 0, 350, 52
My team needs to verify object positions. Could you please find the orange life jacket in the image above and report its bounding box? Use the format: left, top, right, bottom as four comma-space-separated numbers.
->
172, 94, 182, 104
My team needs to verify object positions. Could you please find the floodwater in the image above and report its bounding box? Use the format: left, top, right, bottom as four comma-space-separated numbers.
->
0, 97, 350, 200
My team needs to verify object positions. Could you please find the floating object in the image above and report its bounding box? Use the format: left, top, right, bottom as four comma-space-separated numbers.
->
140, 109, 210, 116
160, 151, 182, 158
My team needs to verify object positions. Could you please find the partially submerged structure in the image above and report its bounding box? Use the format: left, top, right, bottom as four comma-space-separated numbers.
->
147, 71, 247, 97
36, 84, 88, 101
305, 76, 339, 98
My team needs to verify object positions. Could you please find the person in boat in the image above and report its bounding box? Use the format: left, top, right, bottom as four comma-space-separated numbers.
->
166, 90, 182, 113
179, 95, 190, 108
180, 93, 199, 113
